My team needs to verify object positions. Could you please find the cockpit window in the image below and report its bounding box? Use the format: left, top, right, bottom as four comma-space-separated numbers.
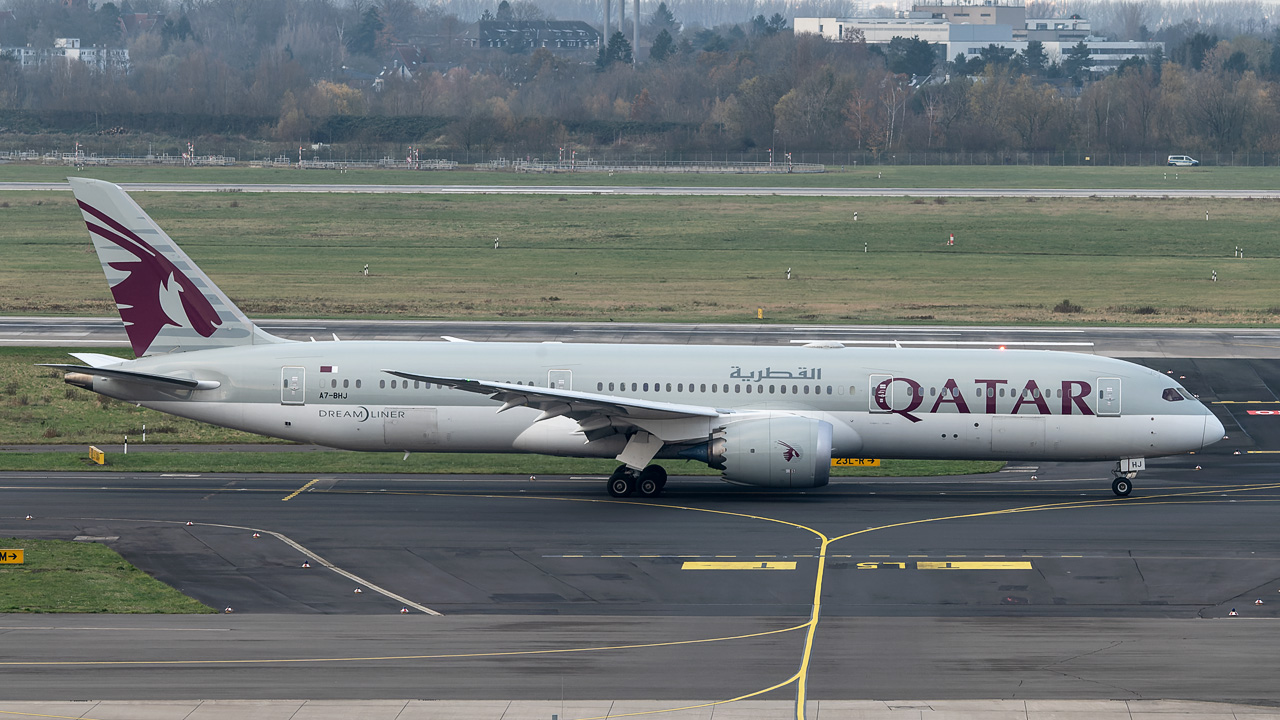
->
1179, 388, 1195, 400
1162, 388, 1184, 402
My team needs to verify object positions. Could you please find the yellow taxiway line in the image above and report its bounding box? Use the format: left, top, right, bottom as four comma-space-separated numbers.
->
282, 478, 321, 501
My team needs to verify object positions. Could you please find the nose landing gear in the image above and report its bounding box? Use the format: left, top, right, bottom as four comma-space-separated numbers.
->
1111, 475, 1134, 497
1111, 458, 1143, 497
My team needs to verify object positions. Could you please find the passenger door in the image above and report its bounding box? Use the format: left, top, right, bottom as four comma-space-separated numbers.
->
281, 366, 305, 405
1097, 377, 1121, 416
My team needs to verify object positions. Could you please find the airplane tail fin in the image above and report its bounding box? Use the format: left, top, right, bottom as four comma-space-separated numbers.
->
68, 177, 288, 357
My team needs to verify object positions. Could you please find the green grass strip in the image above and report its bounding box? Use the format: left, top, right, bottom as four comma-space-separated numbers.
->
0, 538, 215, 613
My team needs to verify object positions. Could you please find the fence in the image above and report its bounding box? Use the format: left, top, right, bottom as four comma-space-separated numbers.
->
475, 159, 825, 173
0, 151, 235, 166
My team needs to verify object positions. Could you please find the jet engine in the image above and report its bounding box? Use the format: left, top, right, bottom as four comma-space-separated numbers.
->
688, 416, 833, 488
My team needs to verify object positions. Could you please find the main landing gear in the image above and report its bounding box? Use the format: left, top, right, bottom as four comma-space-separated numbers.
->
607, 465, 667, 498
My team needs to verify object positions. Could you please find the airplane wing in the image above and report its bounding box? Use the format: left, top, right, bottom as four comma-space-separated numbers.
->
38, 364, 221, 391
382, 370, 724, 422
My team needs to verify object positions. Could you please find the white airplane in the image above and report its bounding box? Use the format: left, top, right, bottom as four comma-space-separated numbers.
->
44, 178, 1225, 498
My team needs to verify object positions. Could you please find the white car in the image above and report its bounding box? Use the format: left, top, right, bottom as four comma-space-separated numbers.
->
1167, 155, 1199, 166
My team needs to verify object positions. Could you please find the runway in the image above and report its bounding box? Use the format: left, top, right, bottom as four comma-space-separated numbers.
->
8, 316, 1280, 358
3, 181, 1279, 199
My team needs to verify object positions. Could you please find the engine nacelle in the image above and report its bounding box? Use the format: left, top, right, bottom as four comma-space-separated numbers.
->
708, 417, 833, 488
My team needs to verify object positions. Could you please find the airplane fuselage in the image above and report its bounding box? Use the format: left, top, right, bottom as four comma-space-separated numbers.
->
80, 341, 1219, 464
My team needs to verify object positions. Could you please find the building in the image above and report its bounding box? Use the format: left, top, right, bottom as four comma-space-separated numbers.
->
1023, 15, 1089, 42
794, 15, 1009, 49
0, 38, 130, 71
54, 38, 130, 70
462, 20, 601, 51
795, 2, 1161, 75
912, 0, 1025, 28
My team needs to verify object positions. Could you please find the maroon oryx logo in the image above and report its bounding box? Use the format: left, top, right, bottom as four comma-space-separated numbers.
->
79, 200, 222, 356
777, 441, 801, 462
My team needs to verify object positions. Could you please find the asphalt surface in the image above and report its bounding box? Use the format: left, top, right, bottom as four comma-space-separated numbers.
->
9, 316, 1280, 358
3, 371, 1280, 709
3, 457, 1280, 704
3, 181, 1279, 198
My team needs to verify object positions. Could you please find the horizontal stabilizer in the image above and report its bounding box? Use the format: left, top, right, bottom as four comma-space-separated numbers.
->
38, 364, 221, 390
68, 352, 128, 368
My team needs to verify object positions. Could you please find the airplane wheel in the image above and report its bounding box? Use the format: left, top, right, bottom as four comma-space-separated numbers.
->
1112, 477, 1132, 497
637, 465, 667, 498
608, 468, 636, 497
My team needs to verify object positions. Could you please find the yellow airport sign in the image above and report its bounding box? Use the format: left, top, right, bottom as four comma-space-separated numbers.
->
682, 561, 796, 570
0, 549, 23, 564
833, 458, 880, 467
89, 446, 105, 465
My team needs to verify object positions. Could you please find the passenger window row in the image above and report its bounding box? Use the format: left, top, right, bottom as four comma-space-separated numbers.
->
597, 381, 837, 396
320, 378, 537, 390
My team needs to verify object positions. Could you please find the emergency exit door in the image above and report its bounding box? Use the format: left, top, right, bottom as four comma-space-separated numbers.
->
869, 374, 894, 413
548, 370, 572, 390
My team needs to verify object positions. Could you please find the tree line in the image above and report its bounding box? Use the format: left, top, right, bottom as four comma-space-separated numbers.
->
1, 0, 1279, 156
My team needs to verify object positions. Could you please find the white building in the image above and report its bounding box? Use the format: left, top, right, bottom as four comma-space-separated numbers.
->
795, 8, 1161, 75
1024, 15, 1090, 42
0, 38, 129, 72
949, 40, 1163, 71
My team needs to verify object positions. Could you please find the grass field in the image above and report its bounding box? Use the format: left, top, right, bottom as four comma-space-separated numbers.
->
2, 187, 1279, 325
2, 162, 1278, 189
0, 537, 214, 613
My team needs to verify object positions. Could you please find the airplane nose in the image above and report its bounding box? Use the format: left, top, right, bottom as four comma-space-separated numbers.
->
1203, 413, 1226, 448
